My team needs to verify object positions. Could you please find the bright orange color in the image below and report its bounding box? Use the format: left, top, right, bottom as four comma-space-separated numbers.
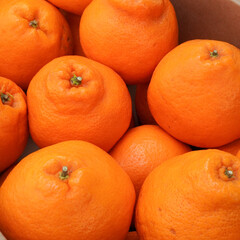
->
0, 166, 14, 188
125, 232, 139, 240
110, 125, 190, 195
135, 84, 156, 125
218, 139, 240, 157
0, 0, 73, 90
48, 0, 92, 15
148, 40, 240, 148
0, 77, 28, 173
27, 56, 132, 151
80, 0, 178, 84
0, 140, 135, 240
63, 11, 84, 56
136, 149, 240, 240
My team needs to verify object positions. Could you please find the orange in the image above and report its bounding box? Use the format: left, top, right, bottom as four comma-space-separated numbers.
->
48, 0, 92, 15
80, 0, 178, 84
125, 232, 139, 240
110, 125, 190, 196
136, 149, 240, 239
218, 139, 240, 157
135, 83, 156, 125
0, 77, 28, 173
0, 140, 135, 240
63, 11, 84, 56
0, 0, 73, 90
27, 56, 132, 151
148, 40, 240, 148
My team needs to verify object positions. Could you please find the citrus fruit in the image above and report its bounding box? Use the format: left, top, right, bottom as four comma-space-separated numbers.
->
27, 56, 132, 151
48, 0, 92, 15
0, 77, 28, 172
136, 149, 240, 240
218, 139, 240, 157
110, 125, 190, 195
0, 140, 135, 240
148, 39, 240, 148
63, 11, 84, 56
80, 0, 178, 84
0, 0, 73, 90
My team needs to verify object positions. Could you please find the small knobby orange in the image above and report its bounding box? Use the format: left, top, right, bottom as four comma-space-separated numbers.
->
0, 0, 73, 89
0, 140, 135, 240
80, 0, 178, 84
136, 149, 240, 239
27, 56, 132, 151
0, 77, 28, 173
148, 39, 240, 148
110, 125, 191, 196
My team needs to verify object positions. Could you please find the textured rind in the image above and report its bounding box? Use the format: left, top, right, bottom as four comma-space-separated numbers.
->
27, 56, 132, 151
136, 149, 240, 240
80, 0, 178, 84
0, 140, 136, 240
148, 39, 240, 148
0, 76, 28, 172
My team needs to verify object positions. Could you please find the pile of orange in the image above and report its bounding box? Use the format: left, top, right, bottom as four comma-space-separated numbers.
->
0, 0, 240, 239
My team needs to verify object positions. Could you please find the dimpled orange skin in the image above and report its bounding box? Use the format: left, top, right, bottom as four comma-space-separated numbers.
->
136, 149, 240, 240
48, 0, 92, 15
27, 56, 132, 151
63, 11, 84, 56
125, 232, 139, 240
148, 40, 240, 148
0, 140, 136, 240
135, 84, 156, 125
0, 0, 73, 90
110, 125, 191, 196
0, 77, 28, 173
80, 0, 178, 84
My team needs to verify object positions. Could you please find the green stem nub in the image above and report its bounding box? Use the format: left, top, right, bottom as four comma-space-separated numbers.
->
70, 74, 82, 87
224, 168, 234, 179
1, 92, 13, 105
210, 50, 218, 58
29, 19, 38, 28
59, 166, 69, 180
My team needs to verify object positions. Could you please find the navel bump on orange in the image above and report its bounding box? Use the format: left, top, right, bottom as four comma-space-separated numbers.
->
136, 149, 240, 240
148, 39, 240, 148
27, 56, 132, 151
0, 0, 73, 90
0, 141, 136, 240
80, 0, 178, 84
0, 77, 28, 173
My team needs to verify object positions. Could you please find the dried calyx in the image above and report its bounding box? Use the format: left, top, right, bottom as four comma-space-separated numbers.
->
70, 74, 83, 87
1, 92, 13, 105
224, 168, 234, 179
210, 50, 218, 58
59, 166, 69, 180
29, 19, 38, 28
